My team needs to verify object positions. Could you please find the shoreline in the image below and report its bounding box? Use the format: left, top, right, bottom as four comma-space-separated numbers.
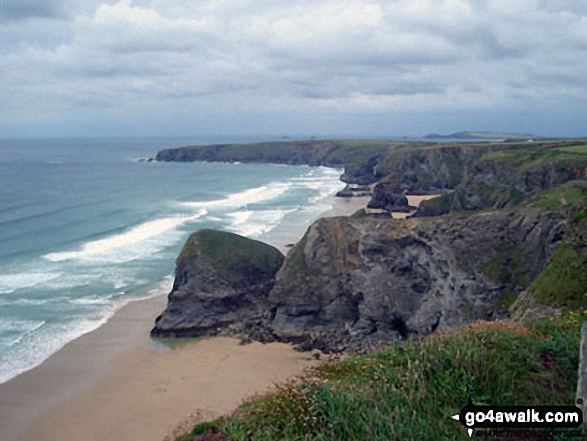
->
0, 190, 368, 441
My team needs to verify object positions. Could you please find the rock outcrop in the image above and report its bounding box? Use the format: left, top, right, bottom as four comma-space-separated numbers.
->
153, 208, 569, 352
151, 139, 587, 352
449, 152, 587, 211
335, 185, 371, 198
268, 208, 568, 351
151, 229, 284, 337
374, 141, 587, 216
367, 182, 412, 212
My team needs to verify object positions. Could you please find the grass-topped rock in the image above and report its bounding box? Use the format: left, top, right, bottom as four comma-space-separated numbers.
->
151, 230, 284, 338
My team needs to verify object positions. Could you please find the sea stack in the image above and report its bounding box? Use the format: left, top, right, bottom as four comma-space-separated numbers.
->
151, 229, 284, 338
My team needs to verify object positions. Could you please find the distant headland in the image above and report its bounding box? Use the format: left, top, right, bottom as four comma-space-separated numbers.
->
423, 130, 541, 140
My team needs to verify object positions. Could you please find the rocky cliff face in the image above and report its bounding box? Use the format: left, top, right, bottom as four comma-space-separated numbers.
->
268, 209, 568, 351
450, 155, 587, 211
151, 229, 284, 337
150, 139, 586, 352
154, 140, 392, 185
152, 208, 569, 352
376, 146, 484, 194
375, 141, 587, 216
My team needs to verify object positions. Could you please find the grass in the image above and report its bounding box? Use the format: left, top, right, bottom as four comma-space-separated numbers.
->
182, 229, 284, 277
481, 243, 532, 288
177, 320, 581, 441
527, 244, 587, 311
417, 193, 452, 216
480, 144, 587, 172
524, 181, 587, 211
521, 181, 587, 312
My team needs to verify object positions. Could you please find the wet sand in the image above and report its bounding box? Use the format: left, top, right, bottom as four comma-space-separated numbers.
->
0, 294, 320, 441
0, 193, 367, 441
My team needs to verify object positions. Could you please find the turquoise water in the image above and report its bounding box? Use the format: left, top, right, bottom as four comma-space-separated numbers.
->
0, 137, 344, 383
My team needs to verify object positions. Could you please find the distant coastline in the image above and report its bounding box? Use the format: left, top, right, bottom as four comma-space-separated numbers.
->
423, 130, 541, 140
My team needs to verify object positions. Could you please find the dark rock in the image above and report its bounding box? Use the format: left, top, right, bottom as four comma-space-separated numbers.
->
267, 209, 569, 352
367, 182, 412, 212
412, 193, 453, 217
150, 229, 284, 338
336, 189, 355, 198
336, 185, 373, 198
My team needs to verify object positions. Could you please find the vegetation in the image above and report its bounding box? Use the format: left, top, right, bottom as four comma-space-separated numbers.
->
183, 229, 284, 277
481, 243, 531, 287
519, 181, 587, 312
524, 180, 587, 211
528, 244, 587, 311
177, 319, 581, 441
480, 143, 587, 172
416, 193, 452, 216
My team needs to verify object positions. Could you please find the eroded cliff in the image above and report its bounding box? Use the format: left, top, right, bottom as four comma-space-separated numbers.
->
268, 208, 568, 351
152, 208, 569, 351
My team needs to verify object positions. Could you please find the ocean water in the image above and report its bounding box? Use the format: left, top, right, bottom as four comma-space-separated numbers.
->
0, 137, 344, 384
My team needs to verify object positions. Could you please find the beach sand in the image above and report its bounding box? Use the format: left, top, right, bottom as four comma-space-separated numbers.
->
0, 192, 368, 441
0, 293, 321, 441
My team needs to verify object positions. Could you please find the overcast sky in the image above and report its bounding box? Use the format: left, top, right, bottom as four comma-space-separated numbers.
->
1, 0, 586, 138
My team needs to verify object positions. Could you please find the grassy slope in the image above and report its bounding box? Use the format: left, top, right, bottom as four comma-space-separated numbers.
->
480, 143, 587, 172
522, 181, 587, 311
179, 320, 581, 441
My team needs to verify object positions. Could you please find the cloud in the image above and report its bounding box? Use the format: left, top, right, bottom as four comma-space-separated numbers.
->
0, 0, 67, 22
1, 0, 586, 136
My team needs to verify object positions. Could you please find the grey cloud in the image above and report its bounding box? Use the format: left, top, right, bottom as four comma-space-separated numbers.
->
1, 0, 587, 137
0, 0, 67, 22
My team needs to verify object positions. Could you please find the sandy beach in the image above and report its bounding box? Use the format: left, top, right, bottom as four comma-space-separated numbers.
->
0, 293, 321, 441
0, 192, 368, 441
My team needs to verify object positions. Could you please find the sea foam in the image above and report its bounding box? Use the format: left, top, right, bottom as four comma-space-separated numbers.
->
42, 210, 206, 263
227, 209, 296, 237
178, 182, 292, 209
0, 272, 62, 295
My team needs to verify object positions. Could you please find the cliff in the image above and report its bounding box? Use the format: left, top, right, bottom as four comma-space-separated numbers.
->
152, 207, 569, 352
155, 139, 428, 185
267, 208, 568, 351
151, 229, 283, 338
151, 138, 587, 352
155, 138, 587, 215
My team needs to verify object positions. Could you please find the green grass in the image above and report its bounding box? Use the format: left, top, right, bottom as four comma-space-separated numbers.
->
417, 194, 452, 216
481, 144, 587, 172
481, 242, 531, 288
178, 320, 581, 441
520, 181, 587, 311
182, 229, 284, 277
524, 181, 587, 211
527, 244, 587, 311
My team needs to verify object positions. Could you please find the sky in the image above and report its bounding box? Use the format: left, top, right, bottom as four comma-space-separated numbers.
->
1, 0, 586, 138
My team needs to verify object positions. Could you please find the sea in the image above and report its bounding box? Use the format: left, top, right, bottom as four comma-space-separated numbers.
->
0, 136, 346, 384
